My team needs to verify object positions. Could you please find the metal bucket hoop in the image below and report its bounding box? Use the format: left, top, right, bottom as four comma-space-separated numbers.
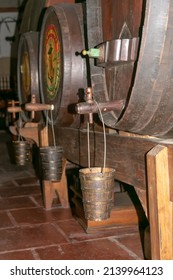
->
39, 145, 64, 181
79, 167, 115, 221
12, 140, 32, 166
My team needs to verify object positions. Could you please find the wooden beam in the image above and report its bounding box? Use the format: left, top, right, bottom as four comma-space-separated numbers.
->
9, 123, 39, 145
147, 145, 173, 259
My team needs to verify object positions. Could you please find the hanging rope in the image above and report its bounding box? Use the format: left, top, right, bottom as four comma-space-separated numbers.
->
87, 121, 91, 170
46, 109, 56, 147
50, 109, 56, 147
17, 112, 24, 141
46, 109, 49, 129
93, 99, 107, 172
86, 98, 107, 173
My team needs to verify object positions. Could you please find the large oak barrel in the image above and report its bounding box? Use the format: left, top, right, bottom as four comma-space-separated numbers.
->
85, 0, 173, 138
37, 0, 173, 138
39, 2, 86, 125
17, 31, 41, 122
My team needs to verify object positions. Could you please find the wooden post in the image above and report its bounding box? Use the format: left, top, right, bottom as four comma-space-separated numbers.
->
147, 145, 173, 259
52, 159, 69, 208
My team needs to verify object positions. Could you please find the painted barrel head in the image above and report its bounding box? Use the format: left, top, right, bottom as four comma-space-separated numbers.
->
39, 3, 86, 125
17, 31, 41, 122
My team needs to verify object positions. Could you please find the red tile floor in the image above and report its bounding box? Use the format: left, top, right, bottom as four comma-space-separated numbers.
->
0, 130, 149, 260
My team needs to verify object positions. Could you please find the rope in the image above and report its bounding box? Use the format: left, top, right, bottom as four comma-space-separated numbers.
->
93, 99, 106, 172
87, 121, 91, 170
45, 109, 56, 147
86, 99, 107, 173
50, 109, 56, 147
18, 112, 24, 141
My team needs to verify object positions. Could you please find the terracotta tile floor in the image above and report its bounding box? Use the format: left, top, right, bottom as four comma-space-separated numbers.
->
0, 130, 148, 260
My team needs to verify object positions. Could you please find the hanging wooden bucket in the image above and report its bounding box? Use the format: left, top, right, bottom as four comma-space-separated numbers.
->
79, 167, 115, 221
39, 146, 64, 181
12, 141, 32, 166
39, 2, 86, 125
85, 0, 173, 138
17, 31, 41, 122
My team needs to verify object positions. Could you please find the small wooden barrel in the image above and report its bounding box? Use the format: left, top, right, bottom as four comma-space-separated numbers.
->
39, 3, 86, 125
17, 31, 41, 122
19, 0, 74, 34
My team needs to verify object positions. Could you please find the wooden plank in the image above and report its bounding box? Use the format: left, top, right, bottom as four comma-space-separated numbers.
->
39, 126, 54, 209
147, 145, 173, 259
9, 123, 39, 145
52, 159, 70, 208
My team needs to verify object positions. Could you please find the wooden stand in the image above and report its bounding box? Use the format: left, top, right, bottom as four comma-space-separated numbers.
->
9, 122, 173, 258
9, 123, 69, 209
147, 145, 173, 259
9, 122, 146, 229
39, 125, 69, 209
55, 127, 173, 259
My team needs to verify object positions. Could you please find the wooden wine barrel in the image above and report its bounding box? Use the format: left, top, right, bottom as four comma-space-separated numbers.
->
18, 0, 75, 122
39, 3, 86, 125
85, 0, 173, 138
19, 0, 74, 34
17, 31, 41, 122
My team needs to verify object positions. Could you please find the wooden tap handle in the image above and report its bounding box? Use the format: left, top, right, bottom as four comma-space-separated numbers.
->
25, 103, 54, 112
7, 106, 22, 113
8, 100, 20, 105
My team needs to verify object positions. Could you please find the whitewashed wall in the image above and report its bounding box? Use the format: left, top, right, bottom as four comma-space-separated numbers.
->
0, 12, 18, 57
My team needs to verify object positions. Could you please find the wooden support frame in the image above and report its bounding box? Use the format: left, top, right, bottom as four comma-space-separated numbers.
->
9, 123, 70, 210
147, 145, 173, 259
56, 127, 173, 259
9, 124, 173, 258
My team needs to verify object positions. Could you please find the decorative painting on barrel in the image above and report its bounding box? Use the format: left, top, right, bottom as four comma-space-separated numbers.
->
39, 3, 86, 125
44, 24, 61, 100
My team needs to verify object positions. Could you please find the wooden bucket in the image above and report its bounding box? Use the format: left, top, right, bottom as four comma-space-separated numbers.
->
17, 31, 42, 122
39, 146, 64, 181
12, 140, 32, 166
39, 2, 86, 125
79, 167, 115, 221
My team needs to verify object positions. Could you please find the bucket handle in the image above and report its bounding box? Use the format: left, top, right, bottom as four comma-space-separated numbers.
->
87, 99, 106, 172
17, 112, 25, 142
45, 109, 56, 147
